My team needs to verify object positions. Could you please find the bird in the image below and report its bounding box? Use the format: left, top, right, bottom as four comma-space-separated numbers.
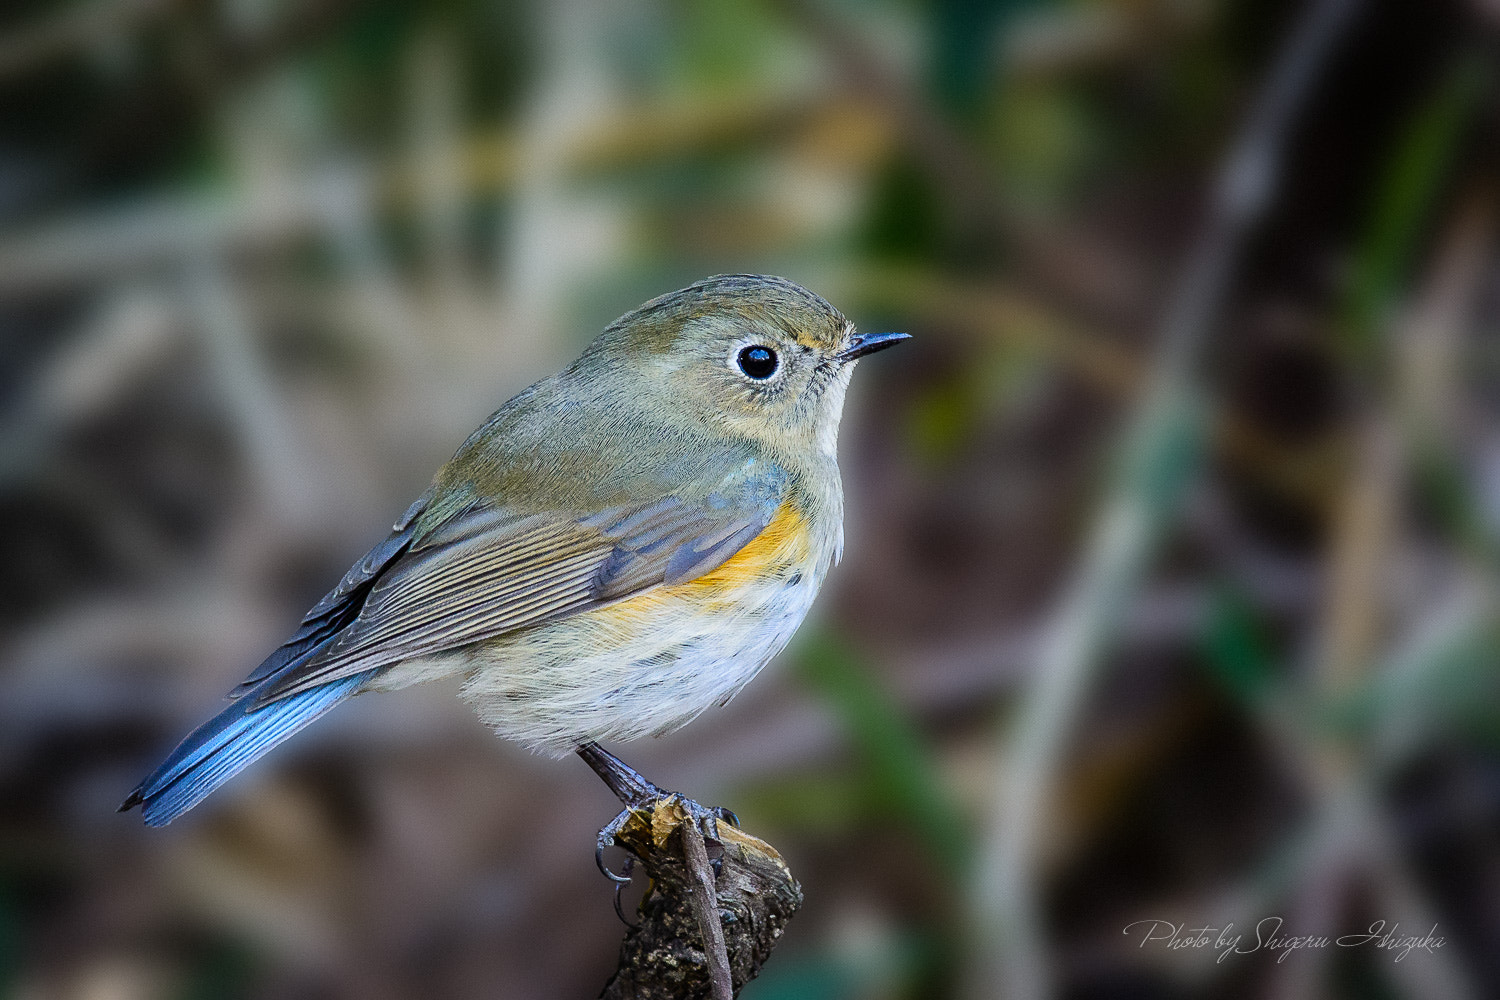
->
120, 273, 908, 833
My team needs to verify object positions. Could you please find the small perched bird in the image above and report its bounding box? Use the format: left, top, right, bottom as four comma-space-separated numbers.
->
121, 274, 907, 828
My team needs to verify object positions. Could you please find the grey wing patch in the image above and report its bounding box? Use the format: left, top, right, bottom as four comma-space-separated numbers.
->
588, 463, 787, 595
663, 521, 765, 584
255, 460, 789, 704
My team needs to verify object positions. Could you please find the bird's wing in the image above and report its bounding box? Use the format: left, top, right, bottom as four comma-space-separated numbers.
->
228, 491, 433, 697
249, 459, 789, 704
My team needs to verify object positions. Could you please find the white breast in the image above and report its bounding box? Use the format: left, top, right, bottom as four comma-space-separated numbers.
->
450, 568, 823, 754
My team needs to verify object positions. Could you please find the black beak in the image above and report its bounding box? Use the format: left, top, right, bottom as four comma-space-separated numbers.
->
838, 331, 911, 362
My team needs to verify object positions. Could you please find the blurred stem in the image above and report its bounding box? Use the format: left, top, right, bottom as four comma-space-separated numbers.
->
1396, 185, 1500, 562
408, 23, 468, 310
841, 264, 1142, 396
1199, 596, 1491, 997
963, 1, 1365, 998
1317, 418, 1401, 691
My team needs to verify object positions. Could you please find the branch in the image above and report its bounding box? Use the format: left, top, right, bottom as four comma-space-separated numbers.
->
599, 799, 802, 1000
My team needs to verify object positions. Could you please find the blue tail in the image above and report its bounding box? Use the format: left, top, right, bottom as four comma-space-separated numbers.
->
121, 496, 424, 826
121, 673, 371, 826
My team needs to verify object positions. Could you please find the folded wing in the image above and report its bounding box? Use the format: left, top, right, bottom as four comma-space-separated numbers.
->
252, 460, 789, 701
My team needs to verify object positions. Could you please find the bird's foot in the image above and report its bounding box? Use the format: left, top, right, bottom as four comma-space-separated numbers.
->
576, 741, 739, 889
595, 792, 739, 884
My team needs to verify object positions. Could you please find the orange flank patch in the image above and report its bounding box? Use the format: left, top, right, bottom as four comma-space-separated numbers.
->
681, 499, 811, 592
584, 499, 811, 632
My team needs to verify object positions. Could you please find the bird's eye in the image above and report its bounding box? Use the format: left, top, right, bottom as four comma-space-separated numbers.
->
736, 345, 779, 380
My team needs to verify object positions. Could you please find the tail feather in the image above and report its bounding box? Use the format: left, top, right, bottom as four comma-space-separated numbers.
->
123, 500, 425, 826
121, 672, 371, 826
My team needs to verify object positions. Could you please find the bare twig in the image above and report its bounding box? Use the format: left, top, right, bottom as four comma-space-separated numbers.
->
679, 816, 734, 1000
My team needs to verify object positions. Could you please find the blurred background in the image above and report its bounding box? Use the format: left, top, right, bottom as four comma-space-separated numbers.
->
3, 0, 1500, 997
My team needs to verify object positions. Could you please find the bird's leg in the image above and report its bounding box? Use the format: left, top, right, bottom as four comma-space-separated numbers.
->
578, 740, 663, 808
577, 741, 739, 884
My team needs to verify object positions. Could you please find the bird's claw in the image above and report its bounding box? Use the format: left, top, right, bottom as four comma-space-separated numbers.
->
596, 807, 639, 884
592, 792, 737, 884
612, 856, 639, 926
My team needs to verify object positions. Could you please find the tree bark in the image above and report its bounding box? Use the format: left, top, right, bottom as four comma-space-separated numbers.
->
600, 798, 802, 999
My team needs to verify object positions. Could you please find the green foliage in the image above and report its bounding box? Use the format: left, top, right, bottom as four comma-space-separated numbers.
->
930, 0, 1031, 118
861, 156, 946, 261
989, 79, 1102, 211
1200, 585, 1278, 706
1341, 55, 1489, 353
667, 0, 789, 90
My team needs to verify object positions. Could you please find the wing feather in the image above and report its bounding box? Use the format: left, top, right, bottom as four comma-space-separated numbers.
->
253, 460, 789, 704
228, 490, 433, 697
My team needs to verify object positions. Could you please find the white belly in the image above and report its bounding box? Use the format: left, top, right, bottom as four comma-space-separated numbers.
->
449, 569, 822, 754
